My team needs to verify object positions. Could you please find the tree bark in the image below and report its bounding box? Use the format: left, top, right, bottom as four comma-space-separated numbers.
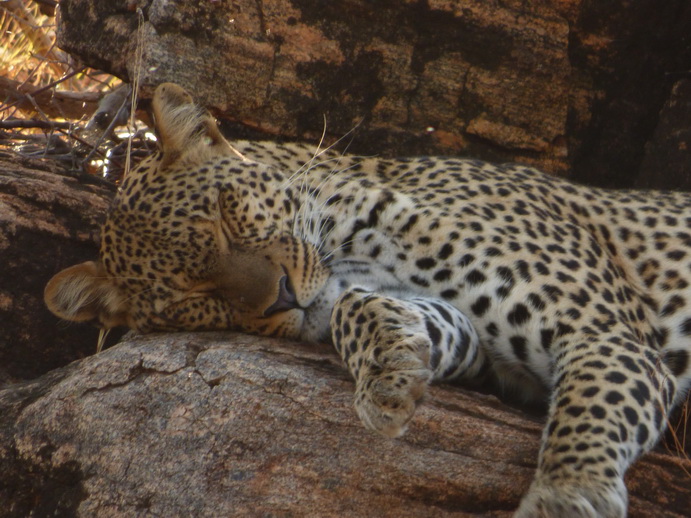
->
1, 332, 689, 518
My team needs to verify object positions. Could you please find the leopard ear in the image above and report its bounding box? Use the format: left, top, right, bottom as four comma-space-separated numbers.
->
151, 83, 244, 168
44, 261, 130, 328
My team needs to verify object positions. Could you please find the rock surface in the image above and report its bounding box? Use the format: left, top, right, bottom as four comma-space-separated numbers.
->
0, 154, 116, 383
1, 332, 689, 517
636, 79, 691, 191
57, 0, 572, 173
57, 0, 691, 187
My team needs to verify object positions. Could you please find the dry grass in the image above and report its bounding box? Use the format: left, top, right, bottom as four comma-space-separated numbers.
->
1, 0, 118, 107
0, 0, 149, 182
1, 0, 63, 86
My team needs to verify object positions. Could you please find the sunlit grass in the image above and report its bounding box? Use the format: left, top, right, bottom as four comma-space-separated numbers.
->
0, 0, 120, 119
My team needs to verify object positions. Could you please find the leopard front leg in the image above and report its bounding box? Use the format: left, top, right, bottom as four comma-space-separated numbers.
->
330, 287, 483, 437
515, 332, 677, 518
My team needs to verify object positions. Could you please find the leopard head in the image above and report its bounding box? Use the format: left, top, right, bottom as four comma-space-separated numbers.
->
45, 83, 328, 339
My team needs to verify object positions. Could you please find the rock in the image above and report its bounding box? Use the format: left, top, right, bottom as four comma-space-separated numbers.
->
0, 154, 116, 383
57, 0, 572, 173
567, 1, 691, 189
0, 332, 689, 517
56, 0, 691, 187
635, 79, 691, 191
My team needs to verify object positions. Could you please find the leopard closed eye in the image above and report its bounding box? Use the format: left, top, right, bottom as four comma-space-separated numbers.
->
45, 83, 691, 518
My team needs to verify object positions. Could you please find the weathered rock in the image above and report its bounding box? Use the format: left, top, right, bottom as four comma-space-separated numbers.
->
0, 154, 116, 383
0, 332, 689, 517
635, 79, 691, 191
56, 0, 573, 172
56, 0, 691, 187
567, 1, 691, 189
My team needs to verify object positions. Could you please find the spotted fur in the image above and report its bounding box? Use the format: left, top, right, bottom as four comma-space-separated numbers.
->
45, 84, 691, 518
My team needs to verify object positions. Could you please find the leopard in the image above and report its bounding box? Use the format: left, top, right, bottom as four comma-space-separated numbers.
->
45, 83, 691, 517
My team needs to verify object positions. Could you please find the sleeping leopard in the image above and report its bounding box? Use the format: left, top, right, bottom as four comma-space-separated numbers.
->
45, 83, 691, 517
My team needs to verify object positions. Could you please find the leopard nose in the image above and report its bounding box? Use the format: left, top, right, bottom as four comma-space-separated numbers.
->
264, 274, 301, 316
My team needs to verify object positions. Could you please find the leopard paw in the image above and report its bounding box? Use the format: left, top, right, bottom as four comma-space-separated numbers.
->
514, 480, 627, 518
353, 340, 432, 438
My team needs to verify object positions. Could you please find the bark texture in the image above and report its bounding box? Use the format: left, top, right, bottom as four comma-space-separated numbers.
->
1, 332, 689, 518
0, 154, 116, 383
57, 0, 691, 186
